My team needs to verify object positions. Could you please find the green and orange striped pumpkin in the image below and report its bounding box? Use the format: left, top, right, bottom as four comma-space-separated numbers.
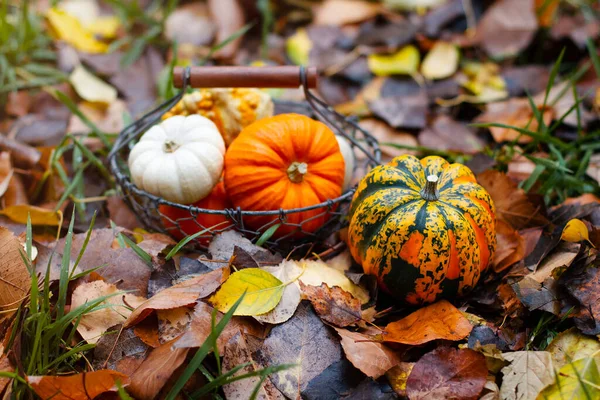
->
348, 155, 496, 305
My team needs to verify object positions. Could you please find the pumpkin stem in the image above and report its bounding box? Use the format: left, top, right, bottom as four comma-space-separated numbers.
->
420, 175, 440, 201
287, 162, 308, 183
163, 140, 180, 153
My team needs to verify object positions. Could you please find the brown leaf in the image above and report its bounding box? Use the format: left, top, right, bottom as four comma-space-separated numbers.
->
0, 227, 30, 312
334, 327, 400, 379
70, 280, 146, 344
157, 307, 193, 343
93, 326, 149, 374
386, 362, 414, 397
67, 100, 127, 135
0, 135, 41, 169
406, 347, 487, 400
313, 0, 381, 26
0, 153, 13, 199
477, 170, 549, 229
358, 118, 418, 159
106, 196, 140, 230
493, 220, 526, 273
258, 302, 343, 399
125, 267, 229, 327
300, 282, 361, 327
499, 351, 555, 400
208, 0, 245, 60
419, 115, 484, 153
127, 339, 189, 400
369, 91, 428, 129
477, 0, 538, 58
0, 354, 14, 394
381, 300, 472, 345
3, 172, 28, 207
561, 263, 600, 335
5, 91, 30, 117
27, 370, 128, 400
164, 2, 215, 46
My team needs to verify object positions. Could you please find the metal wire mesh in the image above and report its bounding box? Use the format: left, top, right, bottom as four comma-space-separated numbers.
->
108, 67, 381, 251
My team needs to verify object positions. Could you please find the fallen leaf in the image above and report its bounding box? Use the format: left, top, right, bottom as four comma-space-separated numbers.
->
536, 357, 600, 400
386, 362, 414, 397
210, 268, 284, 316
69, 65, 117, 106
258, 302, 343, 399
546, 327, 600, 369
67, 100, 127, 135
313, 0, 380, 26
286, 28, 312, 66
301, 282, 362, 327
367, 45, 420, 77
0, 205, 61, 226
0, 355, 14, 394
0, 152, 14, 198
156, 307, 193, 343
208, 230, 282, 268
27, 370, 128, 400
561, 263, 600, 335
45, 8, 109, 53
419, 115, 484, 153
358, 118, 418, 158
477, 0, 538, 58
561, 218, 591, 244
421, 42, 460, 80
207, 0, 244, 60
369, 91, 428, 129
296, 259, 369, 304
71, 280, 146, 344
164, 2, 215, 46
384, 0, 446, 11
0, 227, 30, 312
255, 261, 303, 324
334, 327, 400, 378
93, 326, 149, 373
381, 300, 472, 345
493, 220, 525, 273
500, 351, 555, 400
454, 61, 509, 104
477, 170, 549, 229
127, 339, 189, 400
480, 378, 501, 400
356, 19, 418, 48
125, 267, 229, 327
406, 347, 487, 400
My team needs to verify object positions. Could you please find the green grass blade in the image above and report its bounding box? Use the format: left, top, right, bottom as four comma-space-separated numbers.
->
120, 233, 153, 267
256, 224, 281, 247
56, 210, 76, 319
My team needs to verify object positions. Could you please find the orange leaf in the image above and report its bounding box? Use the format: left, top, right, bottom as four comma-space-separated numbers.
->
124, 267, 229, 327
381, 300, 472, 345
27, 370, 128, 400
492, 220, 526, 273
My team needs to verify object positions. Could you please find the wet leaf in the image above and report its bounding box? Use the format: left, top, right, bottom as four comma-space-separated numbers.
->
258, 302, 343, 399
421, 42, 460, 80
500, 351, 555, 400
313, 0, 381, 26
546, 327, 600, 369
125, 267, 229, 326
381, 300, 472, 345
0, 205, 61, 226
45, 8, 109, 53
210, 268, 284, 316
0, 227, 30, 311
71, 280, 145, 344
406, 347, 487, 400
334, 328, 400, 379
367, 46, 420, 77
301, 282, 362, 327
27, 370, 128, 400
536, 357, 600, 400
561, 218, 590, 244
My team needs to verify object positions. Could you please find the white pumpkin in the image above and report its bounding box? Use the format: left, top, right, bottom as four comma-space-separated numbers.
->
128, 115, 225, 204
336, 135, 355, 190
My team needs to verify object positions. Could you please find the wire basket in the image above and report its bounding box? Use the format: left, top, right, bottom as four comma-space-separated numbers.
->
108, 66, 381, 251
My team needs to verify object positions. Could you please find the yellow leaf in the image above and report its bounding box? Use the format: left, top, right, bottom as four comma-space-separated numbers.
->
536, 357, 600, 399
45, 8, 108, 54
69, 65, 117, 106
421, 42, 460, 80
561, 218, 590, 244
0, 205, 62, 226
87, 16, 120, 39
367, 45, 420, 77
210, 268, 284, 316
286, 28, 312, 66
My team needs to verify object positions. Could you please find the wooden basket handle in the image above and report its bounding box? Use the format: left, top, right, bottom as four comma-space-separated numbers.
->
173, 66, 318, 89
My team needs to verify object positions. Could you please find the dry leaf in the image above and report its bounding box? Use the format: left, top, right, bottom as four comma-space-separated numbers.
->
255, 261, 303, 324
0, 227, 30, 312
0, 153, 14, 198
207, 0, 244, 60
386, 362, 414, 397
127, 339, 189, 400
477, 170, 549, 229
300, 282, 362, 327
0, 355, 14, 394
164, 2, 215, 46
45, 8, 109, 53
70, 65, 118, 106
71, 281, 146, 344
367, 45, 420, 77
358, 118, 418, 158
546, 327, 600, 369
500, 351, 555, 400
0, 205, 61, 226
27, 370, 128, 400
537, 357, 600, 400
406, 347, 487, 400
421, 42, 460, 80
381, 300, 472, 345
419, 115, 484, 153
67, 100, 127, 134
493, 220, 525, 273
296, 259, 369, 304
313, 0, 380, 26
125, 267, 229, 327
561, 219, 590, 244
334, 327, 400, 379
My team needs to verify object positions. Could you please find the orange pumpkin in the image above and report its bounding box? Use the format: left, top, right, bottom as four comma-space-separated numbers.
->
224, 114, 345, 237
159, 181, 232, 244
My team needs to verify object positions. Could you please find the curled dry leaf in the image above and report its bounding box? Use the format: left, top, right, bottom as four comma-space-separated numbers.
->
71, 280, 146, 344
334, 327, 400, 379
381, 300, 472, 345
500, 351, 555, 400
125, 267, 229, 327
0, 227, 30, 312
477, 170, 549, 229
300, 282, 362, 327
127, 339, 189, 400
406, 347, 488, 400
27, 370, 128, 400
